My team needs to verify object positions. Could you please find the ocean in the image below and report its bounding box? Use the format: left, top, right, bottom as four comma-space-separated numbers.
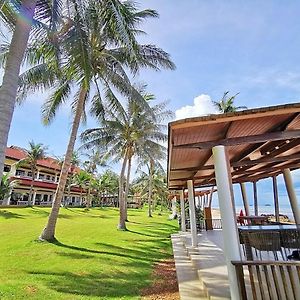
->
212, 204, 295, 221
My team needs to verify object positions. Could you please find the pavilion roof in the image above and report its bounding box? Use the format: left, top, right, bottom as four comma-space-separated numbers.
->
168, 102, 300, 190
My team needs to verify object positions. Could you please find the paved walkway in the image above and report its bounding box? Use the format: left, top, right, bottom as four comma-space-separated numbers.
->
172, 234, 208, 299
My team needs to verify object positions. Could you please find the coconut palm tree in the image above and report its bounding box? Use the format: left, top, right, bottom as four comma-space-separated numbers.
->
81, 88, 173, 229
19, 141, 47, 205
73, 170, 91, 206
0, 173, 19, 205
0, 0, 62, 183
212, 91, 247, 113
15, 0, 174, 240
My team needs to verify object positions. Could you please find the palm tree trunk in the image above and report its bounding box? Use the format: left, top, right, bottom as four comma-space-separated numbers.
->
118, 151, 128, 230
39, 86, 87, 241
86, 181, 91, 208
124, 155, 132, 222
28, 167, 35, 206
0, 0, 37, 182
148, 160, 154, 217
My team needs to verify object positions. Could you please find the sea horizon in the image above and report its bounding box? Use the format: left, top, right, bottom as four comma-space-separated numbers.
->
212, 204, 295, 221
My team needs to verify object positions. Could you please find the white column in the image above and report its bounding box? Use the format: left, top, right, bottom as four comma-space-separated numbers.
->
212, 145, 241, 300
36, 170, 40, 180
187, 180, 198, 247
283, 169, 300, 224
171, 196, 177, 218
272, 176, 280, 222
240, 182, 250, 216
179, 190, 186, 232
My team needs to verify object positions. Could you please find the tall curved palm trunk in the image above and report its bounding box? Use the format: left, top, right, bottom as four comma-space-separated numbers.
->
0, 0, 37, 179
40, 86, 87, 241
124, 155, 132, 221
148, 159, 154, 217
118, 152, 128, 230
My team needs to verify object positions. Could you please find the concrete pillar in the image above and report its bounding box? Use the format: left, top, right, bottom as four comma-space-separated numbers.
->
179, 190, 186, 232
212, 145, 241, 300
36, 170, 40, 180
272, 176, 280, 222
253, 181, 258, 216
187, 180, 198, 247
283, 169, 300, 224
171, 196, 177, 219
240, 182, 250, 216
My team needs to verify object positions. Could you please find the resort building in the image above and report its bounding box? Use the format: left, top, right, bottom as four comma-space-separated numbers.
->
3, 146, 85, 206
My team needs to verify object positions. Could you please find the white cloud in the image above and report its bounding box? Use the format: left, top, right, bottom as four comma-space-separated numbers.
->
175, 94, 218, 120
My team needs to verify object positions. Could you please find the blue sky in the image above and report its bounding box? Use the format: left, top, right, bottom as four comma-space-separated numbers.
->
5, 1, 300, 211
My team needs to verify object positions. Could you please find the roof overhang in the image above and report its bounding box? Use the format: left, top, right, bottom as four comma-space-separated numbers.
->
168, 102, 300, 190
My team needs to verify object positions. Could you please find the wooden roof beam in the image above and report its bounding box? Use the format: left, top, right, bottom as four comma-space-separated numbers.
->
173, 130, 300, 149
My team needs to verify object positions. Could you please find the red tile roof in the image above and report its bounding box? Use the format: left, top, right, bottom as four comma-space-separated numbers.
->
6, 146, 80, 173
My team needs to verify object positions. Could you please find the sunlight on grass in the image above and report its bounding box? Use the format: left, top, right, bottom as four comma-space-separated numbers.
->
0, 207, 178, 299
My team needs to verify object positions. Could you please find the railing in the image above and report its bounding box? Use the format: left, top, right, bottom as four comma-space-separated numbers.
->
199, 218, 222, 230
232, 260, 300, 300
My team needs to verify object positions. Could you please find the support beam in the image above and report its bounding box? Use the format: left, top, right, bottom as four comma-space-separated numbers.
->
174, 129, 300, 149
283, 169, 300, 224
253, 181, 258, 216
187, 180, 198, 247
240, 183, 250, 216
272, 176, 280, 222
179, 190, 186, 232
212, 145, 241, 300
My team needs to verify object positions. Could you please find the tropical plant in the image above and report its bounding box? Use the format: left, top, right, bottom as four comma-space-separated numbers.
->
212, 91, 247, 113
81, 87, 173, 229
0, 173, 19, 205
18, 141, 47, 205
73, 170, 91, 206
0, 0, 61, 184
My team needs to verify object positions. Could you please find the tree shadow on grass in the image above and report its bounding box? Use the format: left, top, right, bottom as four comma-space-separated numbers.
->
27, 269, 150, 298
66, 208, 114, 218
55, 252, 95, 259
51, 240, 150, 262
0, 210, 24, 219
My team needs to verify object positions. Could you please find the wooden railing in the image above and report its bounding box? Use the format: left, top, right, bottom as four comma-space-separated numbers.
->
232, 260, 300, 300
199, 218, 222, 230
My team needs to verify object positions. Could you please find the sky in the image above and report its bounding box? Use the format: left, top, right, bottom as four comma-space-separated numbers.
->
4, 0, 300, 210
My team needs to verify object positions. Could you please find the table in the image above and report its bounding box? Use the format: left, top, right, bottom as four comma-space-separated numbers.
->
238, 224, 300, 260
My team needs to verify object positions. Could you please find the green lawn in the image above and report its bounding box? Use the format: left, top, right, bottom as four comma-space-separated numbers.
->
0, 207, 178, 299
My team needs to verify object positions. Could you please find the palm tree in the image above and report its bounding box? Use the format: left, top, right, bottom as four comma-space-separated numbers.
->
81, 88, 173, 229
58, 152, 81, 206
0, 0, 61, 184
15, 0, 174, 240
73, 170, 91, 206
212, 91, 247, 113
19, 141, 47, 205
0, 173, 19, 205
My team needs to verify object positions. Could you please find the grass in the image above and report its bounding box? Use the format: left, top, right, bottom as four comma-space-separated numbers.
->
0, 207, 178, 299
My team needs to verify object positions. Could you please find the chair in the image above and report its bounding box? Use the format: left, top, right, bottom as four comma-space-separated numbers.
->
247, 231, 285, 260
280, 229, 300, 258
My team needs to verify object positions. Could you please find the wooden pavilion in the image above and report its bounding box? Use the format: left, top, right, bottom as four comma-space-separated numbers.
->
168, 103, 300, 299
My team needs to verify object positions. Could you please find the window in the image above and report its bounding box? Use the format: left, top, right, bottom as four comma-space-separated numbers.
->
3, 165, 11, 172
38, 174, 45, 180
52, 176, 55, 182
43, 194, 48, 201
16, 170, 25, 177
46, 175, 51, 181
27, 171, 32, 177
